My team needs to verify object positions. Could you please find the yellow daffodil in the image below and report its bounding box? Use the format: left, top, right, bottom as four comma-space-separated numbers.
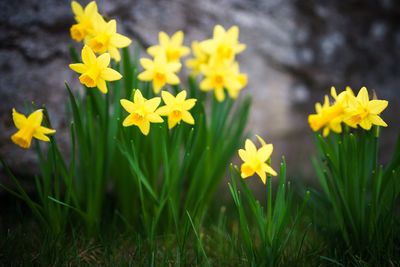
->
344, 87, 388, 130
186, 41, 210, 75
199, 60, 243, 102
70, 1, 101, 42
120, 90, 163, 135
138, 53, 181, 94
69, 45, 122, 94
157, 90, 196, 129
226, 63, 247, 99
238, 135, 277, 184
147, 31, 190, 63
308, 95, 344, 137
11, 109, 56, 149
200, 25, 246, 63
88, 16, 131, 62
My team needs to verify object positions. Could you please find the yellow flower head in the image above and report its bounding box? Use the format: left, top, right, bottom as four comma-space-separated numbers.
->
157, 90, 196, 129
87, 16, 131, 62
238, 135, 277, 184
186, 41, 210, 76
69, 45, 122, 94
120, 90, 164, 135
147, 31, 190, 63
138, 53, 181, 94
11, 109, 56, 149
199, 59, 244, 102
344, 87, 388, 130
200, 25, 246, 63
308, 95, 344, 137
70, 1, 101, 42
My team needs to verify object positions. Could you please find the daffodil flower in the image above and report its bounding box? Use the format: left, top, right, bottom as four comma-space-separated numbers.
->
120, 90, 164, 135
70, 1, 101, 42
11, 109, 56, 149
69, 45, 122, 94
138, 53, 181, 94
157, 90, 196, 129
186, 41, 209, 75
147, 31, 190, 63
344, 87, 388, 130
200, 60, 242, 102
88, 16, 131, 62
200, 25, 246, 63
238, 135, 277, 184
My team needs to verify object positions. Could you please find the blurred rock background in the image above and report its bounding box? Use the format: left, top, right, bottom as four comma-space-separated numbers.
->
1, 0, 400, 186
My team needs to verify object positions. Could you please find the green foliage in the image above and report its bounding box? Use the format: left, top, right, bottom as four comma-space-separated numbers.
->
312, 126, 400, 259
228, 160, 310, 266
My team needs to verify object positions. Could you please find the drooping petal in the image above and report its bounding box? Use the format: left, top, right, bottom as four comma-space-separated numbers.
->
33, 131, 50, 142
12, 108, 27, 129
256, 170, 267, 184
359, 118, 372, 130
166, 73, 180, 84
138, 120, 150, 135
97, 79, 108, 94
263, 163, 277, 176
214, 88, 225, 102
168, 117, 179, 129
109, 47, 121, 62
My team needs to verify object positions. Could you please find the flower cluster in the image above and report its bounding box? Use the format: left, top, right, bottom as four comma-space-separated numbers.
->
187, 25, 247, 102
120, 89, 196, 135
70, 1, 131, 62
308, 87, 388, 137
138, 31, 188, 94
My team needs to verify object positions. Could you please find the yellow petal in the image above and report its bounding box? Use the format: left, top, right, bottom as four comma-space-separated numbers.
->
215, 88, 225, 102
182, 99, 196, 110
71, 1, 83, 17
120, 99, 135, 113
161, 91, 175, 106
33, 131, 50, 142
27, 109, 43, 126
176, 90, 187, 102
181, 111, 194, 125
69, 63, 87, 74
368, 100, 388, 114
97, 53, 110, 68
171, 31, 184, 45
122, 114, 135, 127
168, 117, 179, 129
357, 87, 369, 104
138, 70, 153, 81
101, 68, 122, 81
238, 149, 249, 162
134, 90, 145, 104
145, 97, 161, 112
82, 45, 96, 65
111, 33, 131, 48
109, 47, 121, 62
256, 170, 266, 184
167, 62, 181, 73
255, 135, 267, 146
159, 31, 170, 46
37, 126, 56, 135
140, 58, 154, 70
12, 108, 27, 129
214, 25, 225, 38
263, 164, 277, 176
359, 118, 372, 130
369, 115, 387, 127
166, 73, 180, 85
199, 78, 213, 91
244, 139, 257, 154
156, 105, 170, 116
240, 163, 254, 178
138, 120, 150, 135
147, 113, 164, 123
257, 144, 273, 161
97, 79, 108, 94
